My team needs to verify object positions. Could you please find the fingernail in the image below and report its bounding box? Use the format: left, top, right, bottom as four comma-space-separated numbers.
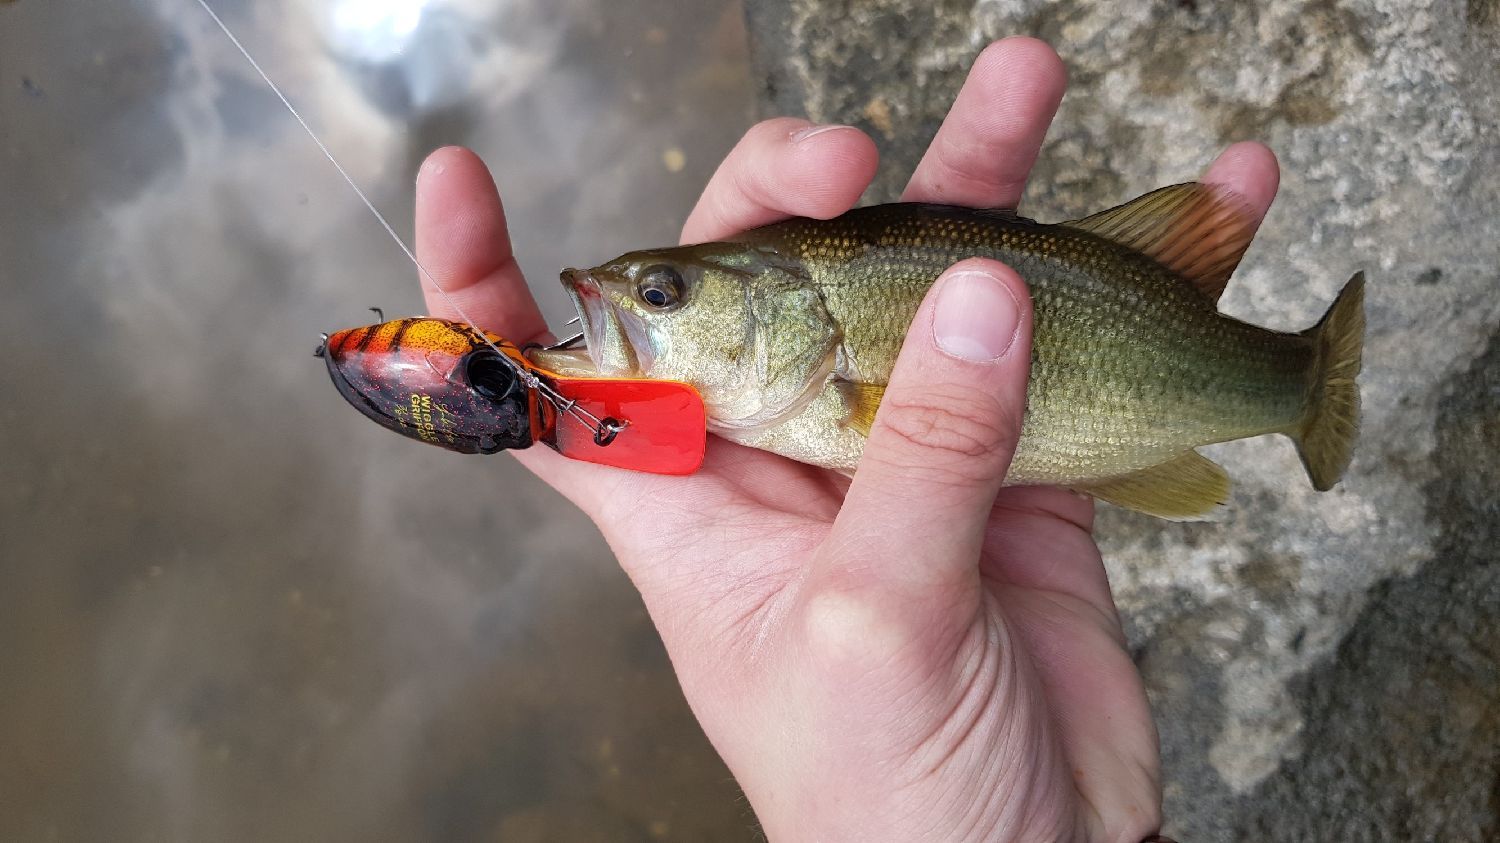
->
932, 270, 1021, 362
417, 156, 446, 189
790, 123, 853, 143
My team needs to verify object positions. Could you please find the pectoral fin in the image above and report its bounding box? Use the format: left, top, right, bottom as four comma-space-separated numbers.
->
837, 380, 886, 436
1075, 451, 1231, 521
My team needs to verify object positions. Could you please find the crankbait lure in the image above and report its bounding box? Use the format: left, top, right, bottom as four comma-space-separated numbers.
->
195, 0, 709, 475
316, 317, 706, 474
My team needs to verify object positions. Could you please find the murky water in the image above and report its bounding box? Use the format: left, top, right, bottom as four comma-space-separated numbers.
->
0, 1, 757, 839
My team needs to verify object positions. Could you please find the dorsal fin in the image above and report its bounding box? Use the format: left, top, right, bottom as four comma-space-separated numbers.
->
1063, 183, 1257, 302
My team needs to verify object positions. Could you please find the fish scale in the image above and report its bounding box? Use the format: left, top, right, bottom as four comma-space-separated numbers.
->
543, 186, 1365, 520
731, 204, 1313, 484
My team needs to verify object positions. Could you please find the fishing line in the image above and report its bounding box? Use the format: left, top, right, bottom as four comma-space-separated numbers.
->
192, 0, 623, 441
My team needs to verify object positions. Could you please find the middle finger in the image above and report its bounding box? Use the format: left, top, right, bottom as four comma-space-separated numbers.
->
901, 37, 1066, 209
680, 117, 879, 245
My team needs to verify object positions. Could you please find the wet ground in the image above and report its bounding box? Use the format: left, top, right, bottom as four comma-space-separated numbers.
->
0, 1, 758, 839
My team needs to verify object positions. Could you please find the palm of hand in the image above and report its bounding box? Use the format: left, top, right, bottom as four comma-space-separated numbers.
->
414, 37, 1279, 842
568, 437, 1148, 841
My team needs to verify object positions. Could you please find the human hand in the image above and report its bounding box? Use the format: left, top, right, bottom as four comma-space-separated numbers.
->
412, 37, 1279, 842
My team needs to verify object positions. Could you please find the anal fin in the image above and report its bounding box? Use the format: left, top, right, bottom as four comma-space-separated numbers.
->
1075, 451, 1231, 521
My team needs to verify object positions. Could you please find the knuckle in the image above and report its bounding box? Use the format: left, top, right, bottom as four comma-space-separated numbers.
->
934, 133, 1027, 193
799, 582, 924, 681
873, 387, 1019, 476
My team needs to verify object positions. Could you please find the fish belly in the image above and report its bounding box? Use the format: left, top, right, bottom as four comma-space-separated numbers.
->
715, 380, 866, 471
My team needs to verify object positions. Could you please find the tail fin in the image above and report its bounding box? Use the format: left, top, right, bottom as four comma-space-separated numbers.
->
1294, 272, 1366, 490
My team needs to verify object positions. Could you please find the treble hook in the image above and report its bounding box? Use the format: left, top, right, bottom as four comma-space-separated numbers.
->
369, 306, 385, 322
543, 332, 585, 351
540, 315, 584, 350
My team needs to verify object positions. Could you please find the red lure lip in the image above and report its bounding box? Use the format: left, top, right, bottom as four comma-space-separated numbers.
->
319, 317, 706, 475
539, 372, 707, 475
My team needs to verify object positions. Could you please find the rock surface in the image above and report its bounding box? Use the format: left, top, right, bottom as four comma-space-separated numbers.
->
745, 1, 1500, 839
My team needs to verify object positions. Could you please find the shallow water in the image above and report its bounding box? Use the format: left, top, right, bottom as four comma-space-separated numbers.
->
0, 1, 757, 839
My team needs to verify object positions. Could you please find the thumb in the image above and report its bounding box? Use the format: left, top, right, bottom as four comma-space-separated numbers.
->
820, 258, 1032, 597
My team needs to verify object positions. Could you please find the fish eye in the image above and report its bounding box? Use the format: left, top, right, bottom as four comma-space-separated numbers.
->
636, 265, 684, 310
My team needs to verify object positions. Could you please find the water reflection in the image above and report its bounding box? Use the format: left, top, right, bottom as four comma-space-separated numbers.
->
323, 0, 427, 63
317, 0, 506, 117
0, 0, 755, 839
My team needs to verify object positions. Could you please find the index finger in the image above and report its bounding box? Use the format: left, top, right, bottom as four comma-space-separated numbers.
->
413, 146, 549, 344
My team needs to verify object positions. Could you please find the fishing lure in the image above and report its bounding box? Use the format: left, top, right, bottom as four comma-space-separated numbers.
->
316, 316, 706, 474
194, 0, 708, 475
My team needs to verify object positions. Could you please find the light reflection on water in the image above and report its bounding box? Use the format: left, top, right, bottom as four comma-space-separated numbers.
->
323, 0, 427, 64
0, 0, 756, 839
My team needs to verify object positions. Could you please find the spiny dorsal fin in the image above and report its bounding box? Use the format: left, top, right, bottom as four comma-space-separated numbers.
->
1074, 451, 1231, 521
1064, 183, 1257, 302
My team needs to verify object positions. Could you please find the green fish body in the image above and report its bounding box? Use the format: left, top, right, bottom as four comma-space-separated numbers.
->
537, 184, 1364, 519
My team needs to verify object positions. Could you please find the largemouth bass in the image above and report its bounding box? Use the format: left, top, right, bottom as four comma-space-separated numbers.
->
533, 184, 1364, 519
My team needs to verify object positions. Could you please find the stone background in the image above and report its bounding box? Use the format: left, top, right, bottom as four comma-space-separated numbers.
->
745, 0, 1499, 839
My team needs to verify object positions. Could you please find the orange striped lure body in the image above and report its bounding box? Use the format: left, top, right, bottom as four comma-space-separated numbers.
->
317, 318, 707, 475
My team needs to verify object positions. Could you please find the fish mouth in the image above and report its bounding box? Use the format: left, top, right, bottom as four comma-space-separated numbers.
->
560, 269, 608, 369
559, 268, 649, 376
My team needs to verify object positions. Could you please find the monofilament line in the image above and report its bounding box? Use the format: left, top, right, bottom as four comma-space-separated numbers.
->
189, 1, 502, 353
193, 0, 623, 438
